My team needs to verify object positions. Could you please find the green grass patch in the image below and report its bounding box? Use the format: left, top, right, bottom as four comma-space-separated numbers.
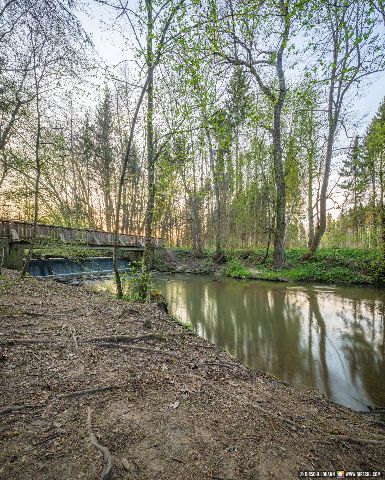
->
225, 259, 253, 279
222, 248, 381, 286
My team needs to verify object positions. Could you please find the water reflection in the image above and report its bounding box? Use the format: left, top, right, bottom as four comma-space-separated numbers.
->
158, 275, 385, 411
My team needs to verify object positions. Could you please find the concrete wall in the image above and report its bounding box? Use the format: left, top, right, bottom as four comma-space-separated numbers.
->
1, 239, 24, 270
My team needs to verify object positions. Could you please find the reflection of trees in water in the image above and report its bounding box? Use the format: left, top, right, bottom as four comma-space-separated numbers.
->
165, 279, 385, 407
306, 291, 332, 399
166, 280, 310, 385
340, 299, 385, 407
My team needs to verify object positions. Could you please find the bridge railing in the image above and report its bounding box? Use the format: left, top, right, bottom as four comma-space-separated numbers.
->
0, 220, 165, 247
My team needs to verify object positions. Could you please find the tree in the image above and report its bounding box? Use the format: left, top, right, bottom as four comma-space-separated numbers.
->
94, 86, 115, 231
364, 99, 385, 279
206, 0, 293, 268
306, 0, 384, 255
340, 136, 365, 243
19, 3, 87, 277
100, 0, 189, 296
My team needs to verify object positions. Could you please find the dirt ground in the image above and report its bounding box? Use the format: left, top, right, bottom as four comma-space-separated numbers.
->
1, 269, 385, 480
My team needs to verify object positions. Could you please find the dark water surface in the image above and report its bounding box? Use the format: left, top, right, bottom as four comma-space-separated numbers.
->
156, 274, 385, 411
91, 273, 385, 411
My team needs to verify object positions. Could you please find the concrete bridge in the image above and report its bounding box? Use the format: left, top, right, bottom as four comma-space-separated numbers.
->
0, 220, 164, 270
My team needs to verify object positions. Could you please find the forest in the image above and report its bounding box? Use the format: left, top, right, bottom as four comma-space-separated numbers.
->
1, 0, 385, 284
2, 2, 385, 478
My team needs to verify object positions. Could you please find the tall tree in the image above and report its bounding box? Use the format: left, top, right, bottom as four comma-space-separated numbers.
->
306, 0, 384, 254
207, 0, 292, 268
95, 87, 115, 231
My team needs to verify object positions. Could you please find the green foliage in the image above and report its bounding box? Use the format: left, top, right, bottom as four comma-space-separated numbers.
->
0, 275, 17, 293
222, 248, 380, 285
225, 259, 252, 279
122, 266, 154, 302
33, 245, 112, 259
258, 264, 371, 285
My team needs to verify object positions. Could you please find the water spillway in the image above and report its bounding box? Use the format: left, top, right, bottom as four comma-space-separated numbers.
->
28, 257, 131, 278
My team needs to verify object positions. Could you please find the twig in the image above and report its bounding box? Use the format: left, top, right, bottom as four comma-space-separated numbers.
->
205, 361, 246, 370
170, 456, 185, 464
70, 326, 78, 349
87, 407, 112, 480
22, 311, 45, 317
212, 476, 236, 480
31, 432, 62, 447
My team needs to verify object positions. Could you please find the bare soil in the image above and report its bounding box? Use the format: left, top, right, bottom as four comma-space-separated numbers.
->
1, 269, 385, 480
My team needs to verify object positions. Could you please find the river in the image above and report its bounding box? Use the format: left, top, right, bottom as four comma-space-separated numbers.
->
77, 271, 385, 411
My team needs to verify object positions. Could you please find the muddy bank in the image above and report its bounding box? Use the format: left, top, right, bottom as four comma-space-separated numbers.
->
0, 269, 385, 479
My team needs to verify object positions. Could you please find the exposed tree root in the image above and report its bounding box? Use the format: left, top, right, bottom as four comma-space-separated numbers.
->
209, 380, 385, 445
0, 403, 44, 415
90, 341, 178, 356
330, 434, 385, 445
0, 333, 168, 347
212, 383, 301, 430
359, 409, 385, 414
87, 407, 112, 480
0, 338, 58, 346
59, 386, 116, 399
82, 333, 166, 344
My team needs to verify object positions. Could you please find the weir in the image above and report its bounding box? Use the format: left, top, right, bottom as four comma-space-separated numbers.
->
28, 257, 133, 278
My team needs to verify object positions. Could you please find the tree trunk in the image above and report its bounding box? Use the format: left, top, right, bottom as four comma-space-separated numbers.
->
142, 0, 155, 272
112, 82, 149, 298
307, 148, 314, 248
271, 4, 288, 270
206, 130, 222, 256
308, 122, 336, 253
272, 101, 286, 269
379, 155, 385, 282
21, 57, 41, 279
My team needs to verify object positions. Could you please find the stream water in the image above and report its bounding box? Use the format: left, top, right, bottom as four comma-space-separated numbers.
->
146, 274, 383, 411
31, 259, 385, 412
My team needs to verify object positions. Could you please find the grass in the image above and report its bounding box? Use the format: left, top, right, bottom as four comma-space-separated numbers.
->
170, 314, 195, 332
222, 247, 382, 286
224, 259, 253, 279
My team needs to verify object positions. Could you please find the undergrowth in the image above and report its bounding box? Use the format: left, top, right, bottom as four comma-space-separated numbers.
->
231, 248, 380, 285
121, 266, 154, 302
224, 259, 252, 279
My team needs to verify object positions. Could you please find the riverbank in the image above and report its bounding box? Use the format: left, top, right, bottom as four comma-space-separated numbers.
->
154, 247, 383, 286
1, 269, 385, 479
29, 244, 383, 286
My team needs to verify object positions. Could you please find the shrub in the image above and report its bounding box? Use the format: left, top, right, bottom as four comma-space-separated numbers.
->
121, 266, 154, 302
